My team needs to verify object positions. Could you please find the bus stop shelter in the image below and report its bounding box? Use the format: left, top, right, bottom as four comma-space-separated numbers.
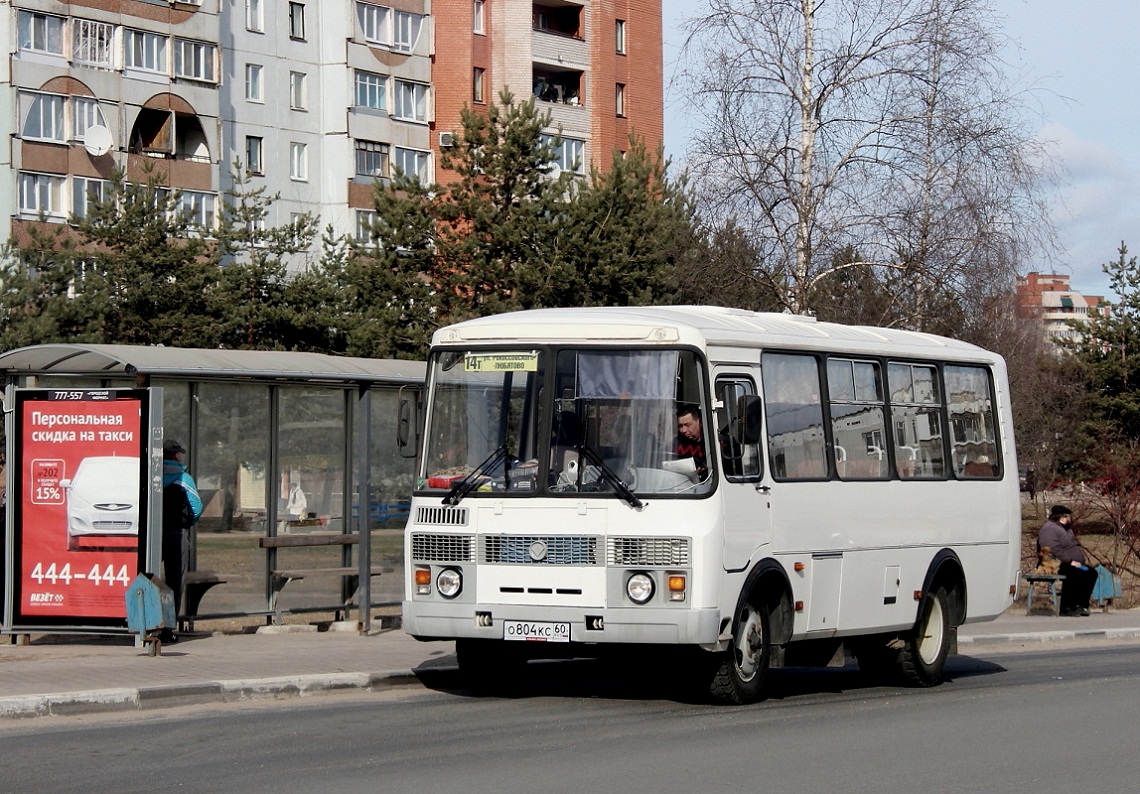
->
0, 344, 424, 634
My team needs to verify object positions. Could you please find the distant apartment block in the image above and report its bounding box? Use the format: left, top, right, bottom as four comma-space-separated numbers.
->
3, 1, 663, 263
1015, 272, 1109, 347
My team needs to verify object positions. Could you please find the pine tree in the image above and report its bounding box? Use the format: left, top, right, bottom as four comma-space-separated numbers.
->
209, 163, 319, 349
71, 164, 215, 346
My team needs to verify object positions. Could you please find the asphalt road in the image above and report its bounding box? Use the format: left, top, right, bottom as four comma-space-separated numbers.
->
2, 645, 1135, 794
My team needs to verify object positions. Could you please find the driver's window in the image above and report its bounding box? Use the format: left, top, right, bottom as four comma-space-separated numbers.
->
715, 377, 761, 480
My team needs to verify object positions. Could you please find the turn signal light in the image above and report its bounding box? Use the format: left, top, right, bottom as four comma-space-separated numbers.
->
415, 566, 431, 595
668, 575, 686, 601
794, 562, 805, 572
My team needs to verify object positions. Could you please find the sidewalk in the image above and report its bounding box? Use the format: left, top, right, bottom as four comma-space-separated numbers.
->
3, 606, 1140, 720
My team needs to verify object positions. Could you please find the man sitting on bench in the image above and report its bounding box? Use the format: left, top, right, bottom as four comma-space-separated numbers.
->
1038, 504, 1098, 617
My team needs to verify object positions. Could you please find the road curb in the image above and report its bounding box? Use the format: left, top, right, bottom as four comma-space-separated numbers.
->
0, 669, 424, 720
958, 628, 1140, 647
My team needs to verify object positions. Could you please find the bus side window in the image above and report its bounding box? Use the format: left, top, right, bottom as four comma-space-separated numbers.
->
827, 358, 888, 480
715, 378, 761, 480
888, 363, 945, 479
944, 365, 1000, 479
761, 353, 828, 480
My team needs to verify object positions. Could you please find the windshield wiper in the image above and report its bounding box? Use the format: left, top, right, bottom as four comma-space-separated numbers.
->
443, 445, 509, 506
577, 444, 644, 509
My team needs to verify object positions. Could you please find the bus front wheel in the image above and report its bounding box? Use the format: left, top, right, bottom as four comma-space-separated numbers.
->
709, 601, 770, 704
896, 586, 951, 687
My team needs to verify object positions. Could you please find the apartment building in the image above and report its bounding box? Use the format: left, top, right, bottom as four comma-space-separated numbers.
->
1015, 272, 1110, 347
4, 1, 663, 261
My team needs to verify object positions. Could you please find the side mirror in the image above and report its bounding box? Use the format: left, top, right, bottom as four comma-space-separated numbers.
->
736, 394, 763, 445
396, 385, 419, 459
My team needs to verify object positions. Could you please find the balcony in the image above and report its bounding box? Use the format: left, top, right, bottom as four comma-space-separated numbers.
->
533, 3, 583, 38
531, 28, 589, 71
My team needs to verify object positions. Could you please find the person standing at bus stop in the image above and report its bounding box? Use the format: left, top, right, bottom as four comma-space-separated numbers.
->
1038, 504, 1098, 616
161, 439, 203, 641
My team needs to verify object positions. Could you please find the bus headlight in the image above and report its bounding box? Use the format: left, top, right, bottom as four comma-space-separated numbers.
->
436, 568, 463, 598
626, 573, 655, 604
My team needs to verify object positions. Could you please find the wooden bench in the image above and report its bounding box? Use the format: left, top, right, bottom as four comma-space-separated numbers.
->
1019, 572, 1066, 615
259, 532, 394, 624
180, 570, 227, 632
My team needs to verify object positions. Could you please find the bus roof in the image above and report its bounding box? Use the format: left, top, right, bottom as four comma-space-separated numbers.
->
431, 306, 999, 361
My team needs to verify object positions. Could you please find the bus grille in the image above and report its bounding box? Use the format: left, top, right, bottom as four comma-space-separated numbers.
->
482, 535, 600, 565
411, 533, 475, 563
415, 505, 469, 526
608, 537, 690, 566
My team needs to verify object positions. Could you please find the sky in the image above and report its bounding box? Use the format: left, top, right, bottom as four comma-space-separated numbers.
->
659, 0, 1140, 300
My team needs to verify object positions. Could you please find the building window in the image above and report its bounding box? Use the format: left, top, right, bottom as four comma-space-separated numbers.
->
72, 98, 107, 142
355, 140, 390, 178
473, 0, 485, 34
541, 134, 585, 175
394, 11, 422, 52
357, 2, 390, 44
287, 213, 307, 245
394, 80, 429, 122
290, 142, 308, 181
125, 30, 168, 73
473, 68, 485, 104
290, 72, 308, 110
174, 39, 217, 82
394, 146, 431, 183
178, 190, 217, 230
247, 0, 264, 32
615, 20, 626, 54
245, 64, 263, 101
288, 3, 306, 40
72, 19, 117, 69
246, 136, 264, 174
72, 176, 108, 221
18, 172, 65, 218
355, 210, 379, 246
20, 92, 66, 143
17, 11, 65, 55
355, 70, 387, 111
615, 83, 626, 117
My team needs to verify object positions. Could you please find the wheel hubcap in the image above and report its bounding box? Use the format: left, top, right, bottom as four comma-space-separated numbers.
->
917, 596, 945, 665
734, 605, 764, 681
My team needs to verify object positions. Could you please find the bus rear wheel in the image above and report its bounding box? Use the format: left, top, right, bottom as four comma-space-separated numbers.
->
709, 601, 770, 704
896, 586, 951, 687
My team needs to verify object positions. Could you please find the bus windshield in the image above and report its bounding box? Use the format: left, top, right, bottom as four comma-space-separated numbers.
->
418, 347, 713, 499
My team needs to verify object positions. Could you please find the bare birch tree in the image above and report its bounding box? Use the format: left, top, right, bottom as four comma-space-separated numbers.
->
678, 0, 1055, 324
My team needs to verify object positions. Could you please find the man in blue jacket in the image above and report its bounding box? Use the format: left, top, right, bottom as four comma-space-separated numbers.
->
161, 439, 203, 641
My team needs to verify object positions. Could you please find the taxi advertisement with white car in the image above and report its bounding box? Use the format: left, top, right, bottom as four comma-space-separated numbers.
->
8, 389, 151, 626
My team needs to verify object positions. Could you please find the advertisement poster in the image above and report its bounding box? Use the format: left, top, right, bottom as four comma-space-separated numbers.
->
13, 389, 149, 625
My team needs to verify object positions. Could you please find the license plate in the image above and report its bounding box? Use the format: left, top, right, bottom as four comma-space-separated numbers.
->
503, 620, 571, 643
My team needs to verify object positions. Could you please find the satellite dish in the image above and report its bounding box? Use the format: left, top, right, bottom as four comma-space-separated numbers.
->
83, 125, 113, 157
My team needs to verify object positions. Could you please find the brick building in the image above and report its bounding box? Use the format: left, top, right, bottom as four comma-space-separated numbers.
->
1015, 272, 1109, 347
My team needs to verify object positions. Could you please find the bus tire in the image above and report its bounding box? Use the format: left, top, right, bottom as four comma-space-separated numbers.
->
709, 599, 770, 704
896, 586, 951, 687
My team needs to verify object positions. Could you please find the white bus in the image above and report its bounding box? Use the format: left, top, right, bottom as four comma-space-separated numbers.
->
402, 307, 1020, 702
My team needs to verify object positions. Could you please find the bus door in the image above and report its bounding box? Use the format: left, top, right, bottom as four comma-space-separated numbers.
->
714, 373, 770, 570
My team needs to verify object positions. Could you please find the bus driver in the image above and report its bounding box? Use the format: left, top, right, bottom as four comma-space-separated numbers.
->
676, 404, 708, 480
